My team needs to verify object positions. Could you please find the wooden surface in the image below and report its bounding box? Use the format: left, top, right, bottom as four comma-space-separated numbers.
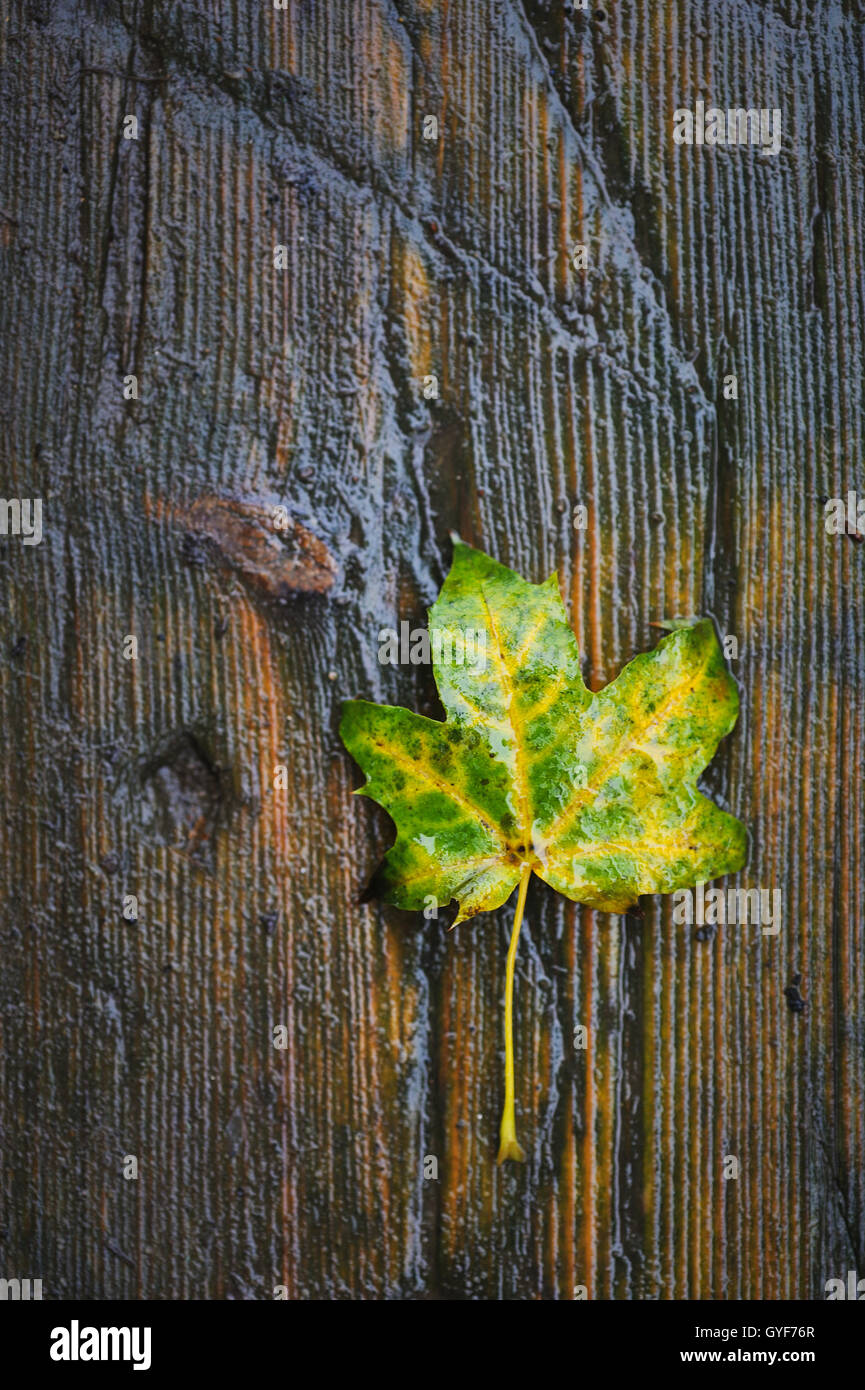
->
1, 0, 863, 1300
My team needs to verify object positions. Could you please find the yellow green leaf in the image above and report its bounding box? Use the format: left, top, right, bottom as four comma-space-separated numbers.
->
340, 539, 746, 1162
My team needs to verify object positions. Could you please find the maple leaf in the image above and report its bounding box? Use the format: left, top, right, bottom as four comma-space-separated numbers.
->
340, 540, 746, 1163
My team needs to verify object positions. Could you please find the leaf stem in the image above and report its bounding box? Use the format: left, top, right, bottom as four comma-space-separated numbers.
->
497, 863, 531, 1165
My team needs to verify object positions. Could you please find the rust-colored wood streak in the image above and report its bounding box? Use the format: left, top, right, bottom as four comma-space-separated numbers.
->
0, 2, 862, 1300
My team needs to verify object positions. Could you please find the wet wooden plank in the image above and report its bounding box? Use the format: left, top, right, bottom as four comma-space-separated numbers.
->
0, 0, 862, 1299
